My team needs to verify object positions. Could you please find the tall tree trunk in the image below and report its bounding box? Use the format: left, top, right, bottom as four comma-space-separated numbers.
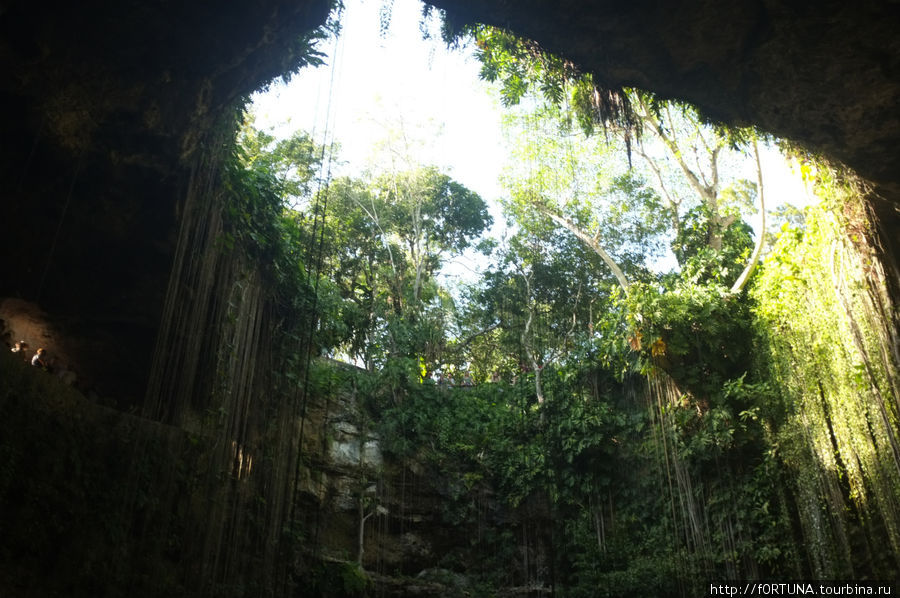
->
535, 204, 631, 292
730, 139, 766, 293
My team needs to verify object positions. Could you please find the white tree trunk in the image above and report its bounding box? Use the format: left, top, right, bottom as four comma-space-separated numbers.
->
730, 139, 766, 294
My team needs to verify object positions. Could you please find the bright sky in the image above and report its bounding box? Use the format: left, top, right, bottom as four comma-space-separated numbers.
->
250, 0, 813, 284
250, 0, 505, 201
251, 0, 510, 286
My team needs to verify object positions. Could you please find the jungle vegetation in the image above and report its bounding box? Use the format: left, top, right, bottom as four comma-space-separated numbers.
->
210, 20, 900, 595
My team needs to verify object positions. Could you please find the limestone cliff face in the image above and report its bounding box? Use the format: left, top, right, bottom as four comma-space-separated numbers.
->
292, 365, 492, 578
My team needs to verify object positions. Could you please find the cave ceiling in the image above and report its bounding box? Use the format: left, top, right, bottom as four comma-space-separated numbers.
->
1, 0, 898, 398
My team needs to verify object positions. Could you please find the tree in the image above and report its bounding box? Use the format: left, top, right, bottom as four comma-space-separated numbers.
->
300, 165, 490, 381
630, 95, 766, 291
237, 116, 325, 208
458, 221, 619, 402
475, 26, 767, 295
370, 166, 492, 305
499, 101, 669, 294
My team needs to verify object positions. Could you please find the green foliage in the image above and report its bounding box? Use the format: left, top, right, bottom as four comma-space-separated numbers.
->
372, 166, 492, 257
225, 118, 321, 302
237, 120, 324, 204
234, 118, 496, 376
499, 100, 668, 277
217, 60, 896, 597
626, 280, 754, 398
458, 225, 625, 385
164, 63, 900, 598
750, 168, 900, 577
493, 61, 765, 306
673, 205, 754, 285
371, 366, 640, 589
296, 559, 370, 598
472, 25, 636, 137
304, 163, 490, 374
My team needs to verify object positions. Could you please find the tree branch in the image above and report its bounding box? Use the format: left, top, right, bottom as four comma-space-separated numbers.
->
534, 202, 631, 292
639, 98, 715, 206
455, 321, 503, 350
635, 138, 682, 234
730, 138, 766, 294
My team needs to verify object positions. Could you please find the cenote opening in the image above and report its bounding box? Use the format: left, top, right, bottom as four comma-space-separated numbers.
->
1, 0, 899, 596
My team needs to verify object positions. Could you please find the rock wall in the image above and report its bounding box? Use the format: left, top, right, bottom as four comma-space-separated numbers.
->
294, 363, 466, 576
0, 0, 334, 399
0, 350, 513, 596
